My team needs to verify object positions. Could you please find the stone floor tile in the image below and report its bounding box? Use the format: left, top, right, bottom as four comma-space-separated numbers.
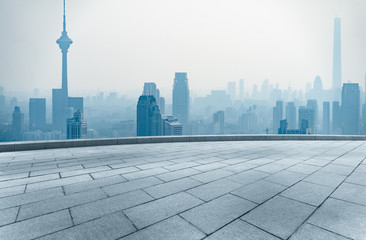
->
0, 172, 29, 182
71, 189, 153, 224
38, 211, 136, 240
345, 172, 366, 186
156, 168, 201, 182
18, 188, 107, 221
0, 173, 59, 189
163, 162, 200, 171
0, 210, 72, 240
144, 177, 201, 199
122, 167, 169, 180
264, 170, 307, 186
307, 198, 366, 240
91, 166, 139, 179
26, 174, 92, 192
303, 158, 331, 167
120, 216, 205, 240
287, 164, 321, 175
0, 207, 18, 227
280, 181, 334, 206
331, 182, 366, 206
231, 180, 287, 204
64, 175, 126, 194
192, 162, 228, 172
29, 165, 83, 177
124, 192, 203, 229
223, 162, 257, 173
191, 169, 234, 183
228, 170, 269, 185
0, 185, 25, 198
61, 166, 111, 178
254, 163, 288, 174
319, 164, 355, 176
206, 219, 280, 240
181, 194, 256, 234
0, 187, 63, 210
289, 223, 350, 240
103, 176, 163, 196
304, 171, 347, 188
187, 179, 242, 201
242, 196, 315, 239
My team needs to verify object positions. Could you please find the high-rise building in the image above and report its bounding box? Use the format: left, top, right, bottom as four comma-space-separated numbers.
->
162, 116, 182, 136
239, 106, 258, 133
159, 97, 165, 115
143, 83, 159, 102
227, 81, 236, 101
172, 72, 190, 129
0, 94, 5, 113
286, 102, 296, 129
213, 111, 225, 135
332, 101, 341, 133
67, 110, 87, 139
29, 98, 46, 131
307, 100, 318, 133
68, 97, 83, 113
323, 102, 330, 134
239, 79, 244, 100
52, 0, 73, 132
299, 107, 314, 133
137, 95, 162, 136
332, 17, 342, 101
12, 106, 24, 141
341, 83, 360, 135
272, 101, 283, 133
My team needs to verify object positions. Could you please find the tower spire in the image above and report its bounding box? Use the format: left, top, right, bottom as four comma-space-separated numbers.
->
63, 0, 66, 32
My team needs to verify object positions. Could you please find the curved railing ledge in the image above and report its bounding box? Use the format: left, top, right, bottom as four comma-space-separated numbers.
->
1, 134, 366, 153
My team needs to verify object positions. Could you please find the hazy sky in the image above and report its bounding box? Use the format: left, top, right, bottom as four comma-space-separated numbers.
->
0, 0, 365, 98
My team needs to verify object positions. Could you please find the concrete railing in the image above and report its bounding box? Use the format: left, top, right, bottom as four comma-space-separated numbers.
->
1, 134, 366, 153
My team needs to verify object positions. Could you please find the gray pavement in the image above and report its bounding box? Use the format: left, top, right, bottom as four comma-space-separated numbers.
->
0, 140, 365, 239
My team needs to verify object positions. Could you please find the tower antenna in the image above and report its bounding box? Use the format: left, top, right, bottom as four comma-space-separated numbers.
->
63, 0, 66, 32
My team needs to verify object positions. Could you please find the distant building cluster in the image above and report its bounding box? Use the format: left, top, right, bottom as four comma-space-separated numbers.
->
1, 15, 366, 142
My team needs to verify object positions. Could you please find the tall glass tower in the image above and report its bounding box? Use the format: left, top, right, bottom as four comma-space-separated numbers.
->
332, 17, 342, 101
172, 72, 190, 131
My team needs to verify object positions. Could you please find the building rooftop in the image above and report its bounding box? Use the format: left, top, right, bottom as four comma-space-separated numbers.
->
0, 140, 365, 240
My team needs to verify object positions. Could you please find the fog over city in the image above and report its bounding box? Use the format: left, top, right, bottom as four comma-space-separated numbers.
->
1, 0, 366, 97
1, 0, 366, 141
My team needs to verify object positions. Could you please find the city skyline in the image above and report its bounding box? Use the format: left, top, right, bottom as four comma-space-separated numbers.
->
1, 0, 366, 96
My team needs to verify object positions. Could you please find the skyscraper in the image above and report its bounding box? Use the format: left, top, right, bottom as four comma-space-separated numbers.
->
68, 97, 84, 113
67, 110, 87, 139
332, 17, 342, 101
159, 97, 165, 115
323, 102, 330, 134
137, 95, 162, 136
227, 81, 236, 101
12, 106, 24, 141
52, 0, 73, 132
29, 98, 46, 131
273, 101, 283, 133
332, 101, 341, 133
172, 72, 190, 129
286, 102, 296, 129
239, 79, 244, 101
213, 111, 225, 135
142, 82, 163, 108
341, 83, 360, 135
307, 100, 318, 133
299, 107, 315, 133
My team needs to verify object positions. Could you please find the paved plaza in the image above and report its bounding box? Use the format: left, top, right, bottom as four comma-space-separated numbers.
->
0, 140, 365, 239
